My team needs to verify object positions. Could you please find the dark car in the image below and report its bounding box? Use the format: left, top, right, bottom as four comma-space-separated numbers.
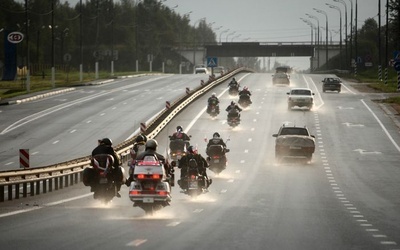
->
322, 77, 341, 93
272, 73, 290, 85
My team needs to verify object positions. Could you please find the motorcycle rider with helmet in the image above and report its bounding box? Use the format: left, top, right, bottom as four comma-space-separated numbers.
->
91, 138, 124, 198
238, 86, 252, 104
177, 145, 211, 189
226, 101, 242, 120
228, 77, 240, 88
206, 132, 227, 156
169, 125, 191, 150
126, 139, 172, 186
207, 93, 220, 114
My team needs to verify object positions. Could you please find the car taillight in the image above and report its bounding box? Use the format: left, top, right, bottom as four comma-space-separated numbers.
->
213, 156, 220, 159
129, 190, 141, 195
190, 175, 196, 180
158, 191, 168, 196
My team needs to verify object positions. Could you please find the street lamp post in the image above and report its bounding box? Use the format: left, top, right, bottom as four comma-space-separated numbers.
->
333, 0, 348, 71
226, 31, 235, 42
301, 18, 314, 71
347, 0, 353, 71
51, 0, 55, 87
314, 8, 329, 70
306, 14, 320, 69
326, 3, 342, 69
193, 17, 205, 71
231, 34, 241, 42
219, 29, 229, 43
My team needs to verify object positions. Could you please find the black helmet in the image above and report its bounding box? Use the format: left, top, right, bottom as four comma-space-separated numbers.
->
213, 132, 220, 138
231, 101, 235, 105
135, 134, 146, 143
145, 139, 158, 150
100, 138, 112, 146
176, 126, 183, 132
187, 145, 195, 153
232, 77, 236, 81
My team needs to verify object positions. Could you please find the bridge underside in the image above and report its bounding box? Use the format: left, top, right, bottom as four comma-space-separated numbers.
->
205, 42, 314, 57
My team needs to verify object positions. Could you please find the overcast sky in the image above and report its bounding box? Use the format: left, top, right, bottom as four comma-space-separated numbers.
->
63, 0, 387, 70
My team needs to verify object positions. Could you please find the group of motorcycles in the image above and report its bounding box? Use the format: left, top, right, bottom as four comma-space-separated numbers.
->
207, 83, 252, 128
84, 79, 248, 215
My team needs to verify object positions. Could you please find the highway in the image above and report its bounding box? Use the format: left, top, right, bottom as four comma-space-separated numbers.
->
0, 73, 399, 250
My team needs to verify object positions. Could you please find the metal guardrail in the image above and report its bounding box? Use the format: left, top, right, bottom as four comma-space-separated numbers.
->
0, 68, 249, 202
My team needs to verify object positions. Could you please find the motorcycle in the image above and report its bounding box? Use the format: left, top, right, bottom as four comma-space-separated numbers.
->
206, 145, 230, 175
178, 164, 209, 198
228, 85, 239, 96
83, 154, 124, 204
129, 155, 173, 215
238, 93, 252, 108
227, 110, 241, 128
207, 101, 220, 118
168, 137, 190, 166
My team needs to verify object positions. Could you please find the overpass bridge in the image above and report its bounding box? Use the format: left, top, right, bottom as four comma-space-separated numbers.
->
176, 42, 341, 71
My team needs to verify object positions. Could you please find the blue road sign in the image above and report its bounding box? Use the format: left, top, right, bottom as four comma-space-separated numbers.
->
207, 57, 218, 68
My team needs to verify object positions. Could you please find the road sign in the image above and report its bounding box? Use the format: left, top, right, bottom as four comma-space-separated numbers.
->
393, 50, 400, 61
207, 57, 218, 68
7, 31, 24, 44
63, 53, 72, 62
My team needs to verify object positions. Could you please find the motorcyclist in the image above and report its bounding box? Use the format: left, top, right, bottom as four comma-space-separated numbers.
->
129, 134, 147, 164
126, 139, 172, 186
228, 77, 240, 88
91, 138, 124, 198
226, 101, 242, 119
169, 125, 191, 150
238, 86, 252, 104
206, 132, 227, 156
207, 93, 220, 114
178, 145, 211, 189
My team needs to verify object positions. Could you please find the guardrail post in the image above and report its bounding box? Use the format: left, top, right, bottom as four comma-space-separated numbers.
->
60, 177, 64, 189
8, 185, 12, 201
15, 184, 20, 199
36, 180, 40, 194
30, 181, 34, 196
42, 180, 47, 193
0, 186, 4, 202
55, 178, 59, 190
49, 179, 53, 192
74, 173, 79, 184
23, 183, 28, 197
65, 175, 69, 187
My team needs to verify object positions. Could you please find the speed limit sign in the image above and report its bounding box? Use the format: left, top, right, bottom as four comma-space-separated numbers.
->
7, 31, 24, 44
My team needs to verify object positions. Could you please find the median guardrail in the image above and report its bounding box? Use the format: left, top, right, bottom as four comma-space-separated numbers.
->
0, 67, 252, 202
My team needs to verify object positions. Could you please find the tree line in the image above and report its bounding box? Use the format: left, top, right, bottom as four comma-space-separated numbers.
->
0, 0, 399, 74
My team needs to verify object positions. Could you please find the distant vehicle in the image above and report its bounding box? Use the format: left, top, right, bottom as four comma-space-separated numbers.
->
275, 66, 292, 74
272, 73, 290, 85
287, 87, 314, 110
322, 77, 342, 93
272, 124, 315, 162
195, 67, 209, 74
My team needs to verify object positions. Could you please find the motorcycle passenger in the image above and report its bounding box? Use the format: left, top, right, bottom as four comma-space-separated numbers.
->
207, 93, 220, 114
226, 101, 242, 119
178, 145, 211, 189
169, 125, 191, 150
126, 139, 172, 186
206, 132, 227, 156
91, 138, 124, 198
130, 134, 147, 164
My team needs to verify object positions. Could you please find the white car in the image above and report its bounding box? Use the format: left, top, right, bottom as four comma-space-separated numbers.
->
287, 88, 315, 110
194, 67, 209, 74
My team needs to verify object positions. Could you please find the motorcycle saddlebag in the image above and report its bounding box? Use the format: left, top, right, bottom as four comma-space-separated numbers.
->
83, 167, 96, 186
